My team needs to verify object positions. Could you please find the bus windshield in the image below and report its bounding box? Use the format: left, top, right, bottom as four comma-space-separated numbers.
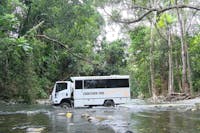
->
56, 83, 67, 92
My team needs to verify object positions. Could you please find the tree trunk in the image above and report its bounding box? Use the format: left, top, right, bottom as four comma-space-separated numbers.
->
176, 7, 190, 95
150, 22, 157, 100
175, 57, 183, 92
186, 46, 193, 95
184, 18, 193, 95
168, 28, 174, 95
149, 0, 159, 100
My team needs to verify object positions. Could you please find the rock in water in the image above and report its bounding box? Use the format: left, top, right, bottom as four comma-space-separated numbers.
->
57, 112, 66, 116
87, 116, 96, 122
81, 113, 90, 118
26, 127, 45, 133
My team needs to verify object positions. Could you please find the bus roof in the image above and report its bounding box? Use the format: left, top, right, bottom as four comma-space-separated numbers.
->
55, 81, 70, 83
71, 75, 129, 81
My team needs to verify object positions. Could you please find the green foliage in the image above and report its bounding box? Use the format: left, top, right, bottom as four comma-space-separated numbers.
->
128, 27, 151, 97
95, 0, 200, 98
190, 33, 200, 92
94, 40, 128, 75
0, 0, 104, 103
157, 13, 177, 28
1, 0, 200, 102
110, 10, 121, 21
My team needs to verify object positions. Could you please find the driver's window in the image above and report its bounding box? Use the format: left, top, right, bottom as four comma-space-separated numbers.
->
56, 83, 67, 92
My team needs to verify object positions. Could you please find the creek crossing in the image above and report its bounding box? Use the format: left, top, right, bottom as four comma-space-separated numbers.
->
1, 99, 200, 133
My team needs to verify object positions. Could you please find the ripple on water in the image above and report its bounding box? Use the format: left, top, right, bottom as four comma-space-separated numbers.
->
12, 125, 46, 133
26, 126, 46, 133
0, 109, 51, 116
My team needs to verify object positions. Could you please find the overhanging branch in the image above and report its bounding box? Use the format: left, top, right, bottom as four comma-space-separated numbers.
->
112, 4, 200, 24
36, 34, 97, 65
115, 9, 156, 24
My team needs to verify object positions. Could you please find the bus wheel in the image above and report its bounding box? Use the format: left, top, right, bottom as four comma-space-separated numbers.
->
89, 105, 93, 108
104, 100, 115, 107
61, 102, 71, 109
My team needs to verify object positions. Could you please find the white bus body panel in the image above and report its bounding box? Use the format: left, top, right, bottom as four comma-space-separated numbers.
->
74, 88, 130, 107
71, 75, 130, 107
51, 75, 130, 107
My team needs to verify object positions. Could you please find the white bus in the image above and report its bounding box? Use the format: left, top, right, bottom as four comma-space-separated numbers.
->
51, 75, 130, 108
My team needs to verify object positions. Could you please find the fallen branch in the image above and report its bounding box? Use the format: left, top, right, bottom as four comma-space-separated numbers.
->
165, 93, 192, 101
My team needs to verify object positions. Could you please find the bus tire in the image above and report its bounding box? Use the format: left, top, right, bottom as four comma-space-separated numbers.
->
89, 105, 93, 108
104, 100, 115, 107
61, 102, 71, 109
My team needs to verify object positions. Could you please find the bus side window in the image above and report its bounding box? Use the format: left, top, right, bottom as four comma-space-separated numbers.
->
84, 80, 96, 89
82, 79, 129, 89
108, 79, 129, 88
97, 79, 107, 88
75, 80, 83, 89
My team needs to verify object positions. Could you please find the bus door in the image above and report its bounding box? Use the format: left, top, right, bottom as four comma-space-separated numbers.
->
74, 80, 85, 107
55, 82, 70, 101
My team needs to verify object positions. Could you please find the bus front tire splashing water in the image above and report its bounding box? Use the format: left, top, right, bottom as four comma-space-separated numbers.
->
104, 100, 115, 107
61, 102, 71, 109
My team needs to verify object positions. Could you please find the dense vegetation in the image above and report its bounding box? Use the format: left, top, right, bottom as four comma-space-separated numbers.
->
0, 0, 199, 103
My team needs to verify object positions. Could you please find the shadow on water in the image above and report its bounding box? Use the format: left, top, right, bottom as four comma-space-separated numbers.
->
1, 103, 200, 133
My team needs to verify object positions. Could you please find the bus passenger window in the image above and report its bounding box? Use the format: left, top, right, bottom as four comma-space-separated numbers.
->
75, 80, 83, 89
109, 79, 129, 88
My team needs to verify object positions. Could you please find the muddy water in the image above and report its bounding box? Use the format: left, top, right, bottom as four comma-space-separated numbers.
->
0, 103, 200, 133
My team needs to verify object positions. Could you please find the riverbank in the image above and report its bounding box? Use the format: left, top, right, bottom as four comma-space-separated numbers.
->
0, 99, 51, 105
2, 96, 200, 107
35, 99, 51, 105
119, 97, 200, 112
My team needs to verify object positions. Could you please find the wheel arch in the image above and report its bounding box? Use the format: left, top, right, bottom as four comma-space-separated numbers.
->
103, 99, 115, 107
104, 99, 114, 104
60, 98, 72, 104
